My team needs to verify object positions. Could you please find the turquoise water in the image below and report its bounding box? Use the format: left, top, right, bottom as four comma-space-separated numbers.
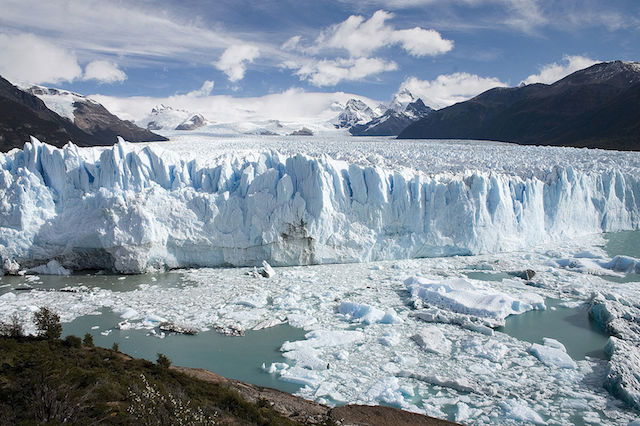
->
62, 309, 306, 394
0, 271, 193, 295
604, 230, 640, 259
463, 271, 513, 281
602, 230, 640, 283
497, 299, 610, 360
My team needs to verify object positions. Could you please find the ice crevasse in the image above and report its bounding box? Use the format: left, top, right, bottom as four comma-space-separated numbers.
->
0, 138, 639, 273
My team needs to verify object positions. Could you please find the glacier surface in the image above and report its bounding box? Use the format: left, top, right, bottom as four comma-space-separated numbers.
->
1, 136, 639, 274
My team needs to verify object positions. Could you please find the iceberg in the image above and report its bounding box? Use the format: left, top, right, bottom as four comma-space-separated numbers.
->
0, 138, 639, 274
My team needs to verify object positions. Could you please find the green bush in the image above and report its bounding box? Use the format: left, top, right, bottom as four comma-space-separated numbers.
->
33, 307, 62, 340
82, 333, 94, 347
156, 353, 171, 369
64, 335, 82, 348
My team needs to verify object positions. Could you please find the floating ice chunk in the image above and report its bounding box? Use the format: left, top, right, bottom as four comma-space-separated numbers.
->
286, 313, 317, 328
278, 366, 322, 387
379, 329, 400, 347
411, 326, 452, 355
282, 330, 365, 351
406, 276, 545, 321
402, 372, 475, 393
282, 346, 326, 370
365, 377, 410, 409
338, 301, 384, 324
2, 259, 21, 275
27, 260, 71, 276
118, 308, 139, 320
604, 337, 640, 410
529, 342, 577, 369
602, 255, 640, 274
234, 292, 268, 308
464, 338, 510, 363
338, 301, 402, 325
262, 362, 289, 374
542, 337, 567, 352
501, 399, 546, 424
455, 402, 472, 423
260, 260, 275, 278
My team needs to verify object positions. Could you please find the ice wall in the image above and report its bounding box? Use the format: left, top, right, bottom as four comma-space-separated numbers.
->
1, 138, 639, 273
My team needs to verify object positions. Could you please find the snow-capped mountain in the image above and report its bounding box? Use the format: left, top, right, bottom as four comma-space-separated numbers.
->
349, 92, 432, 136
24, 85, 97, 121
140, 104, 208, 131
175, 113, 207, 131
331, 98, 379, 128
0, 77, 165, 151
388, 88, 417, 113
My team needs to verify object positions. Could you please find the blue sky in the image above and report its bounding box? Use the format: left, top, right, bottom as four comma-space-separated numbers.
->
0, 0, 638, 120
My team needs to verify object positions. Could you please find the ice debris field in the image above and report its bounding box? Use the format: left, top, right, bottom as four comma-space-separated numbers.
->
1, 135, 640, 424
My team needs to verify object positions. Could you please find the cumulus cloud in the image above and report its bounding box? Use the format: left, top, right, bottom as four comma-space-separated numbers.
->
83, 60, 127, 83
315, 10, 453, 57
215, 44, 260, 82
399, 73, 507, 109
0, 33, 83, 84
281, 35, 302, 51
521, 55, 598, 85
186, 80, 215, 97
290, 57, 398, 87
91, 87, 381, 124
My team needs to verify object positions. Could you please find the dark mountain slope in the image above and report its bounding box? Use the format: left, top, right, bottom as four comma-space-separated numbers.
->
0, 76, 166, 152
398, 61, 640, 151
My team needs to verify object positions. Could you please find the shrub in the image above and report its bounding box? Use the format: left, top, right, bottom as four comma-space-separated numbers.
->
64, 335, 82, 348
111, 342, 119, 352
33, 307, 62, 340
156, 353, 171, 369
0, 313, 24, 338
82, 333, 94, 347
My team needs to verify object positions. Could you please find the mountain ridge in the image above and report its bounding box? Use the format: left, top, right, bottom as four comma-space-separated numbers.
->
398, 61, 640, 151
0, 76, 166, 152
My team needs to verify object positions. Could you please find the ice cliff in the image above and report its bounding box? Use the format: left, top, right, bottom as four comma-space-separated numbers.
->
1, 138, 639, 273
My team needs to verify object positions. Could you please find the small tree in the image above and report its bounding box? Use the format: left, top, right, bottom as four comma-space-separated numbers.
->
64, 335, 82, 348
9, 313, 24, 338
33, 307, 62, 340
111, 342, 119, 352
156, 353, 171, 369
82, 333, 94, 347
0, 313, 24, 337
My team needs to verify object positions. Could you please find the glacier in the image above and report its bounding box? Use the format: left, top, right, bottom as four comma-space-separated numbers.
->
1, 137, 639, 274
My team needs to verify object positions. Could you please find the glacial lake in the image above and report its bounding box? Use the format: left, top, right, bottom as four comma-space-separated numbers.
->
61, 308, 307, 394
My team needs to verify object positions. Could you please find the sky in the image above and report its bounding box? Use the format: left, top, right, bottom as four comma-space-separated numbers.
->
0, 0, 638, 122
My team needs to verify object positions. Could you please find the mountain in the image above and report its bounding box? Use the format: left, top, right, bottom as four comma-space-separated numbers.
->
331, 98, 378, 128
175, 113, 207, 130
24, 85, 167, 145
398, 61, 640, 151
0, 76, 165, 152
349, 95, 432, 136
140, 104, 208, 131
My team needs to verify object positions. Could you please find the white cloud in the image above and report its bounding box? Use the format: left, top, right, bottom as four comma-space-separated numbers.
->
0, 33, 83, 84
90, 87, 382, 124
83, 60, 127, 83
399, 73, 507, 109
521, 55, 598, 85
186, 80, 215, 97
0, 0, 240, 64
315, 10, 452, 57
215, 45, 260, 82
291, 57, 398, 87
281, 35, 302, 51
